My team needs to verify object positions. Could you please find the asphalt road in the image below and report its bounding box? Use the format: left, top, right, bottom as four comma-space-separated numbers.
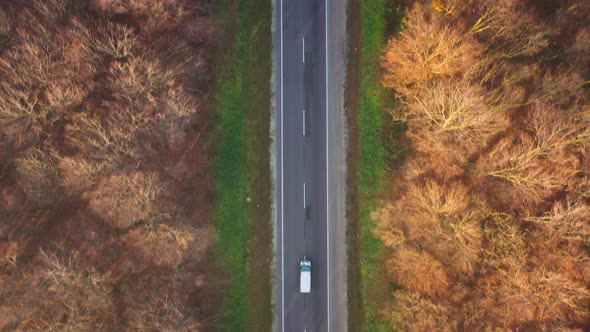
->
275, 0, 348, 330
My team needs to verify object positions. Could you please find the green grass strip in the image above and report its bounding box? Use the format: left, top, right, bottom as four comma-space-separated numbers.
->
359, 0, 394, 330
213, 0, 273, 327
360, 0, 387, 197
213, 0, 255, 330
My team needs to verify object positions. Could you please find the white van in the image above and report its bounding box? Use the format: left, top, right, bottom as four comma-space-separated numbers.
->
300, 257, 311, 293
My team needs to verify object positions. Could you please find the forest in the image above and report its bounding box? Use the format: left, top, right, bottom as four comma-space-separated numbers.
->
0, 0, 217, 329
377, 0, 590, 330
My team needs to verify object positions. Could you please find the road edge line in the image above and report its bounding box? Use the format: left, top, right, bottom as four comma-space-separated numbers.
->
325, 0, 331, 330
280, 0, 285, 330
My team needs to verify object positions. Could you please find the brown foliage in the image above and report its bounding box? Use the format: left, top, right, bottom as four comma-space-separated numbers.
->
376, 179, 483, 277
0, 0, 216, 329
396, 79, 509, 178
477, 103, 586, 210
15, 148, 62, 207
566, 27, 590, 72
476, 269, 590, 327
0, 248, 112, 331
388, 291, 457, 332
89, 0, 208, 36
379, 0, 590, 329
478, 135, 572, 210
388, 247, 450, 298
86, 172, 163, 229
469, 0, 554, 58
382, 2, 484, 95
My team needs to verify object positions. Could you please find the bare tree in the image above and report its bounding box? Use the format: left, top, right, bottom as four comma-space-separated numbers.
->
128, 295, 201, 332
378, 179, 484, 276
478, 134, 578, 210
531, 103, 590, 153
382, 2, 485, 95
0, 8, 11, 49
524, 200, 590, 284
393, 79, 509, 178
31, 0, 77, 22
0, 241, 19, 270
525, 200, 590, 247
0, 77, 41, 128
478, 268, 590, 326
388, 246, 450, 299
565, 27, 590, 73
0, 34, 50, 128
0, 9, 96, 139
87, 172, 163, 229
57, 155, 108, 195
65, 113, 140, 169
388, 291, 456, 332
94, 22, 137, 59
431, 0, 467, 17
15, 148, 62, 207
400, 80, 508, 145
92, 0, 195, 34
24, 249, 113, 331
0, 1, 214, 331
530, 68, 588, 109
378, 0, 590, 329
469, 0, 553, 58
482, 212, 528, 272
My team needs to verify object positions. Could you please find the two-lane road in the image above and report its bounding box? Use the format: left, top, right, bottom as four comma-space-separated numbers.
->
275, 0, 347, 330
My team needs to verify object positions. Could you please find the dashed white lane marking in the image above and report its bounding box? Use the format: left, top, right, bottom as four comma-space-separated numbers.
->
303, 182, 306, 208
303, 109, 306, 136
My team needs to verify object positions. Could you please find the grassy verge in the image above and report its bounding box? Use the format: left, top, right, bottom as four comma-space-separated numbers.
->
346, 0, 404, 331
345, 0, 363, 328
359, 0, 389, 329
212, 0, 272, 330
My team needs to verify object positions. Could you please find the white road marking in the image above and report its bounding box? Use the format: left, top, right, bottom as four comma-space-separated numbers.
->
303, 109, 306, 136
303, 37, 305, 63
280, 0, 284, 330
325, 0, 330, 330
303, 182, 306, 208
